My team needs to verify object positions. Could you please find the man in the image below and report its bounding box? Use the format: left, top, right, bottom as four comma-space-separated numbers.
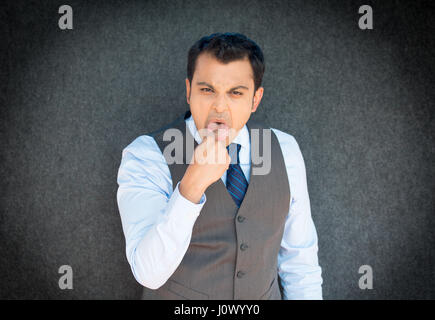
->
116, 33, 323, 300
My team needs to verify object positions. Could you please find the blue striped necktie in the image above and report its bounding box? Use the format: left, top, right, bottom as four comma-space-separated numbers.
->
226, 143, 249, 207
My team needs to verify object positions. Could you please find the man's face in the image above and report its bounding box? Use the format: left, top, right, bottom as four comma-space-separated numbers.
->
185, 53, 264, 146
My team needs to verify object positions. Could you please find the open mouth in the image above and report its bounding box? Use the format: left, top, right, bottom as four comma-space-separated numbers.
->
207, 118, 230, 140
207, 118, 228, 130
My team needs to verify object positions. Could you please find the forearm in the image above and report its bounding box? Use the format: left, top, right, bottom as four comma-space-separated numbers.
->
128, 182, 206, 289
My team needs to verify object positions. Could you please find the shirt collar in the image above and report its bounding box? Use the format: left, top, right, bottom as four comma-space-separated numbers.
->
185, 115, 250, 151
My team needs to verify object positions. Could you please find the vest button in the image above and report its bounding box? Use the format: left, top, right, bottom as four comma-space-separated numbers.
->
237, 271, 245, 278
240, 243, 249, 251
237, 215, 246, 223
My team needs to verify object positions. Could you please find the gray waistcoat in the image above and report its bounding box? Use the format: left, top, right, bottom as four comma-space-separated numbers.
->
141, 110, 290, 300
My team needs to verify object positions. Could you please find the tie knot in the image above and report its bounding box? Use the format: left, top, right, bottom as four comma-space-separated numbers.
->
226, 143, 241, 164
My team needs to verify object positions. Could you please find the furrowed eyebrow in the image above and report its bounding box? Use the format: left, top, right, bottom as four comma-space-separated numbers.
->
196, 82, 249, 91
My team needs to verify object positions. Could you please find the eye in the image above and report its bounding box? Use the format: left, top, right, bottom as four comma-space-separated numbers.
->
232, 91, 242, 96
200, 88, 213, 92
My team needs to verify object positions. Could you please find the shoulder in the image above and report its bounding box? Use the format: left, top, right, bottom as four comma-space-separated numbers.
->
270, 128, 301, 154
118, 134, 171, 193
248, 118, 299, 149
122, 135, 161, 160
120, 135, 169, 174
120, 114, 186, 168
270, 128, 307, 170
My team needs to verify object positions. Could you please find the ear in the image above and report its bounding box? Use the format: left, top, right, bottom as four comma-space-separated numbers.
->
185, 78, 191, 104
251, 87, 264, 113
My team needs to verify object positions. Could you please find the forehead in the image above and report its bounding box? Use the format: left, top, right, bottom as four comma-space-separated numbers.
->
193, 53, 254, 87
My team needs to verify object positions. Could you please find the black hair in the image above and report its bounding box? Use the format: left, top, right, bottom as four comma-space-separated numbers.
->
187, 32, 265, 93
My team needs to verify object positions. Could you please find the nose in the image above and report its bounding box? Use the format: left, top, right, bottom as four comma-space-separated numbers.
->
212, 93, 229, 113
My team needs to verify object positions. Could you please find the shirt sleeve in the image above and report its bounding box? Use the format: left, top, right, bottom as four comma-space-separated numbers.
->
272, 128, 323, 300
116, 135, 206, 289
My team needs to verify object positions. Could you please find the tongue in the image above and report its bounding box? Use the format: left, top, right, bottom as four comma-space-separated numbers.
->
207, 122, 229, 141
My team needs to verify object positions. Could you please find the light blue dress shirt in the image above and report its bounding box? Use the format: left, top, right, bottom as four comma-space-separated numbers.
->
116, 115, 323, 299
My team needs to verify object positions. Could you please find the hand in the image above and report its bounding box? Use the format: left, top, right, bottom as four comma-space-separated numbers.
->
179, 131, 231, 203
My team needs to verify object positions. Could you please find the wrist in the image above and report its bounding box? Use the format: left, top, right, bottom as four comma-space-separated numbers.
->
179, 173, 207, 204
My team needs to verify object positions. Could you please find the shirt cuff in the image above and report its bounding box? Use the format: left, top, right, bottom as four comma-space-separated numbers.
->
174, 181, 206, 205
164, 181, 206, 225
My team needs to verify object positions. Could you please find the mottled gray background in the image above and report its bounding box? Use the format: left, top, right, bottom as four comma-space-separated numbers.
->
1, 0, 434, 299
